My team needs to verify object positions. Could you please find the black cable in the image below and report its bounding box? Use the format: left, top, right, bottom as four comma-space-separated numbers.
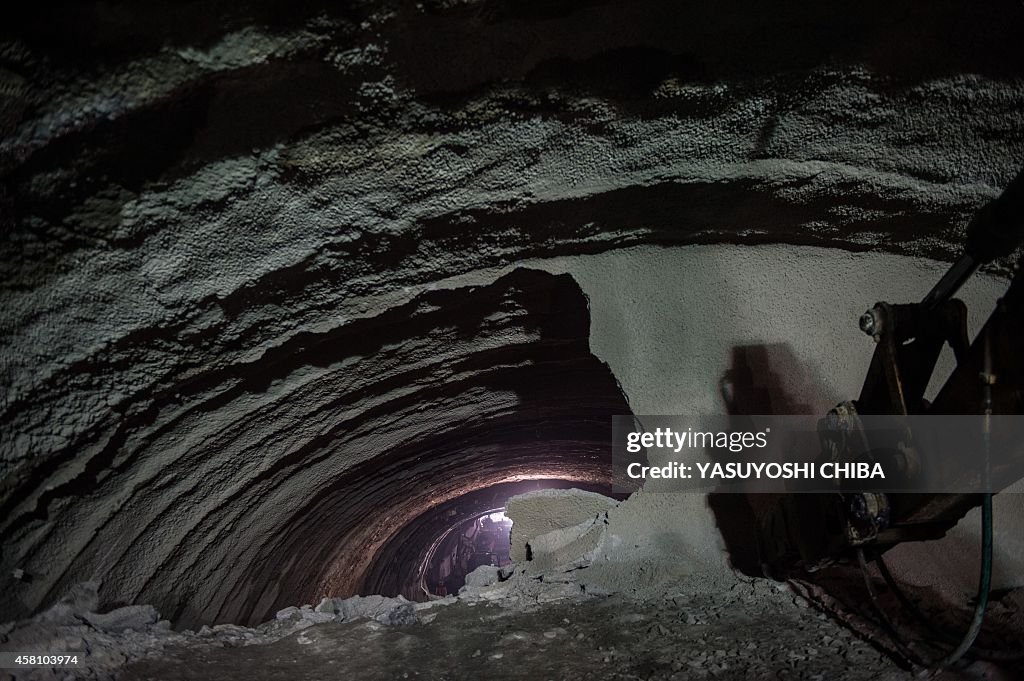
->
875, 554, 1024, 662
855, 493, 1001, 674
855, 548, 928, 672
926, 492, 993, 672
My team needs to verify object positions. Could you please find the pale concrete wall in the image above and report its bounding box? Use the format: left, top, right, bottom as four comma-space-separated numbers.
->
524, 244, 1022, 596
506, 488, 618, 562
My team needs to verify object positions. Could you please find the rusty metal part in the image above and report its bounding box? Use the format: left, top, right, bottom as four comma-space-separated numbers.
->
756, 167, 1024, 581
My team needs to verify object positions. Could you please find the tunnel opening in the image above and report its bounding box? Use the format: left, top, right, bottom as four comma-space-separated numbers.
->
212, 267, 641, 627
361, 478, 630, 602
422, 508, 513, 598
0, 265, 638, 629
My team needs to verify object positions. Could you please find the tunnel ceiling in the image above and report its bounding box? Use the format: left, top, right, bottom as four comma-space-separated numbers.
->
2, 0, 1024, 626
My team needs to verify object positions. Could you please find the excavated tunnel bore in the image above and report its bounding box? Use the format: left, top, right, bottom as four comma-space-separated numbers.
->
4, 1, 1024, 679
363, 479, 624, 602
2, 267, 637, 629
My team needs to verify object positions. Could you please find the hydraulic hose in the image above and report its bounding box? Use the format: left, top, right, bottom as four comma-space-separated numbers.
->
856, 548, 926, 670
924, 492, 993, 673
876, 551, 1024, 662
857, 494, 995, 675
924, 326, 999, 672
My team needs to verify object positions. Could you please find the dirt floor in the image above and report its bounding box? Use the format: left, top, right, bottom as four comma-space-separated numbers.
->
122, 583, 913, 681
6, 572, 1019, 680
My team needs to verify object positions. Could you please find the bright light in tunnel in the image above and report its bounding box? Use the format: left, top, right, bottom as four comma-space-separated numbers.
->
487, 510, 510, 524
382, 480, 619, 603
418, 506, 515, 598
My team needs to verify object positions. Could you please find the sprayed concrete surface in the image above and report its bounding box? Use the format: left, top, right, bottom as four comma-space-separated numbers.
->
506, 488, 619, 562
5, 0, 1024, 632
525, 245, 1024, 598
529, 245, 1009, 417
3, 242, 1022, 631
506, 488, 736, 598
4, 3, 1024, 678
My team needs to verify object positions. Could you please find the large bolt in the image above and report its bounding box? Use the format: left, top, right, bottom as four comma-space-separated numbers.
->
859, 308, 880, 336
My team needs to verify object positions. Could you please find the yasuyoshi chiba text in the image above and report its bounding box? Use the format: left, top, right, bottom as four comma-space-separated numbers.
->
626, 461, 885, 480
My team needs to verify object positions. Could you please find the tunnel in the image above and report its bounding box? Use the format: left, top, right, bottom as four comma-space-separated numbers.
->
0, 265, 639, 628
3, 1, 1024, 679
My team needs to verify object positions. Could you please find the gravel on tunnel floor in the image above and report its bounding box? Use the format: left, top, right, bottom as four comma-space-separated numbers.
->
121, 582, 913, 681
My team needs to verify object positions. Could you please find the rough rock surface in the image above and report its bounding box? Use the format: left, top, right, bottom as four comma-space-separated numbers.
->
313, 594, 418, 626
83, 607, 160, 635
3, 0, 1024, 633
0, 266, 634, 627
461, 565, 502, 589
120, 585, 1014, 681
506, 487, 620, 561
0, 584, 440, 680
503, 488, 739, 599
4, 493, 1022, 680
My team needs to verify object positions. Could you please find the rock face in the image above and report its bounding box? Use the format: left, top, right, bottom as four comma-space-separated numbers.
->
503, 488, 736, 599
462, 565, 502, 589
2, 0, 1024, 631
0, 265, 633, 628
121, 589, 918, 681
84, 606, 160, 634
0, 583, 436, 680
506, 488, 619, 562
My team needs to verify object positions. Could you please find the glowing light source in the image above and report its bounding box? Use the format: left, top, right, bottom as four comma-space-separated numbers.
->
487, 510, 510, 524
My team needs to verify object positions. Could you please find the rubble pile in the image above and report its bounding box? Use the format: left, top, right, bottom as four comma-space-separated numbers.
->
4, 488, 1022, 679
0, 584, 447, 681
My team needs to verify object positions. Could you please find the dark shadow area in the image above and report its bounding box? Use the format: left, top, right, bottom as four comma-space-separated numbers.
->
388, 0, 1024, 96
709, 343, 825, 578
720, 345, 817, 416
799, 562, 1024, 674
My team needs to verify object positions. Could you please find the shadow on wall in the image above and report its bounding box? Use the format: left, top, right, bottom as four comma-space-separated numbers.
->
719, 345, 817, 416
708, 343, 830, 577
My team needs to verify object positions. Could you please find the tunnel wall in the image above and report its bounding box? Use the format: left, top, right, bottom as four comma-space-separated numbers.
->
0, 267, 634, 628
5, 0, 1024, 630
524, 244, 1024, 598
